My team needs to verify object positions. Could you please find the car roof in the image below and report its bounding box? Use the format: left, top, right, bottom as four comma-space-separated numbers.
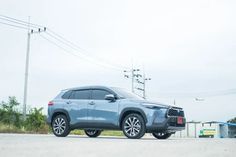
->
62, 85, 113, 91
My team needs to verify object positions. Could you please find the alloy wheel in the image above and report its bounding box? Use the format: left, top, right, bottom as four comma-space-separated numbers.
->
124, 116, 141, 137
53, 117, 66, 135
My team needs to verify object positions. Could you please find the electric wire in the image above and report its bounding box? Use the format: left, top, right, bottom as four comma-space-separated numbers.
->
0, 14, 44, 28
44, 31, 125, 70
1, 15, 236, 98
0, 21, 28, 30
40, 34, 123, 71
0, 15, 127, 71
155, 88, 236, 98
0, 17, 39, 29
46, 28, 129, 70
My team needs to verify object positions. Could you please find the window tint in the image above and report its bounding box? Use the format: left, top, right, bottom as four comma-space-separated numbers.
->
92, 89, 111, 100
70, 90, 90, 99
61, 90, 72, 99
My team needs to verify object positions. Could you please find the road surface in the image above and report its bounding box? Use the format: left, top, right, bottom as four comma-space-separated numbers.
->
0, 134, 235, 157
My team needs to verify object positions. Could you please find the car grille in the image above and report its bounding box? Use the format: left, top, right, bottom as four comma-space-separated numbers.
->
168, 108, 185, 117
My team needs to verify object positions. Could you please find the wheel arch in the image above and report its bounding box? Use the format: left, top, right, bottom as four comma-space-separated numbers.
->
119, 108, 147, 129
51, 109, 71, 124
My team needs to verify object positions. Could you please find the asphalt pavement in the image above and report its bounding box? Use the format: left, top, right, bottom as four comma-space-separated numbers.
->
0, 134, 235, 157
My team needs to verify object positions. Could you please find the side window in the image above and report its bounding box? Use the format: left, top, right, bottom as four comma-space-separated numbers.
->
69, 90, 90, 99
61, 90, 72, 99
92, 89, 111, 100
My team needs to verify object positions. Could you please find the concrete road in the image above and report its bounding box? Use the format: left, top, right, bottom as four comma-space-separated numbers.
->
0, 134, 235, 157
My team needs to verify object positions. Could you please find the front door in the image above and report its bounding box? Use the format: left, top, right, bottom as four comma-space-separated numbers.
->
87, 89, 119, 128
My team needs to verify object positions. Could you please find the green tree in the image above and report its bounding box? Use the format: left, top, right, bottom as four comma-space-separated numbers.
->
0, 96, 22, 127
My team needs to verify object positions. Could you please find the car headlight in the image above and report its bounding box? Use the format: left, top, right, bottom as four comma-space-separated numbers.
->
142, 103, 168, 109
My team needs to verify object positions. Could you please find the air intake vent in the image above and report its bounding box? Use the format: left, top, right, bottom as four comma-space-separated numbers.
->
168, 108, 184, 117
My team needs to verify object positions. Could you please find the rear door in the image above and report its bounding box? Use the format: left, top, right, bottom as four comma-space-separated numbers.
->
64, 89, 91, 125
87, 89, 120, 128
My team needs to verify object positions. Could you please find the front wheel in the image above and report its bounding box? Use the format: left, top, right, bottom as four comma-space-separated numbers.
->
152, 132, 172, 139
84, 129, 102, 138
122, 113, 146, 139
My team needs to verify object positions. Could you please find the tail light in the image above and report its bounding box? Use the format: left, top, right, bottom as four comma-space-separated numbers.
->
48, 101, 54, 106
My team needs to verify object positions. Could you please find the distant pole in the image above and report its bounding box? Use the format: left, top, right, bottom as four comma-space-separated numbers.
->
131, 68, 134, 93
143, 73, 146, 98
23, 17, 31, 120
143, 74, 151, 99
124, 67, 140, 93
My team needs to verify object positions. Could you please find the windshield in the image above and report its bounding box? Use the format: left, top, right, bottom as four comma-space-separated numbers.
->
111, 87, 144, 100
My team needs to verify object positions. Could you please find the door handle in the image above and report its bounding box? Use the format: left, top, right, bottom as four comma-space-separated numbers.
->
66, 101, 71, 104
89, 101, 95, 105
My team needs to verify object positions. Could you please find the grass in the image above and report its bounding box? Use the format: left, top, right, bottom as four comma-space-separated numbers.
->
0, 123, 50, 134
0, 123, 24, 133
0, 123, 124, 136
70, 129, 124, 136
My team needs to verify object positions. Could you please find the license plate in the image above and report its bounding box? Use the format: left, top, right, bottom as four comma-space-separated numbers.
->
177, 117, 183, 124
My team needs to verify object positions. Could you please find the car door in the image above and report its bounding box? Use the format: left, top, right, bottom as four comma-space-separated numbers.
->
64, 89, 91, 125
87, 89, 120, 128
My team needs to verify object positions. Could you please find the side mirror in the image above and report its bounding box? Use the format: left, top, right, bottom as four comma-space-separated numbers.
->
105, 94, 115, 101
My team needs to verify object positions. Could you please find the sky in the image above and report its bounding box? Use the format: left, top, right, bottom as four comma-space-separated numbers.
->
0, 0, 235, 122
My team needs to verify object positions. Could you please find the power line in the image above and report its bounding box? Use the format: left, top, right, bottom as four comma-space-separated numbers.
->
46, 29, 128, 70
0, 17, 39, 29
39, 34, 79, 57
0, 15, 129, 71
0, 21, 28, 30
0, 14, 128, 71
44, 31, 124, 70
40, 34, 123, 71
154, 88, 236, 98
0, 14, 44, 28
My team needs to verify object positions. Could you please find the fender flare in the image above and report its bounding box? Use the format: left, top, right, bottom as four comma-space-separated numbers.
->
51, 109, 71, 122
119, 107, 147, 127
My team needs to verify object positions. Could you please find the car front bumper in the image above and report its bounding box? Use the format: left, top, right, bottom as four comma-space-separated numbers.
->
146, 116, 186, 133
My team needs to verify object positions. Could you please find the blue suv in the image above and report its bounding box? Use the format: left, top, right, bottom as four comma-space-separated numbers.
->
47, 86, 185, 139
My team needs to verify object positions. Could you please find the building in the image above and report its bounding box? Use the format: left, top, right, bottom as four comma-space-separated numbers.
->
173, 121, 236, 138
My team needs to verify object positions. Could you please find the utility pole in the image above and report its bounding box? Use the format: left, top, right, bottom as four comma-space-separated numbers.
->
131, 68, 134, 93
143, 73, 151, 99
135, 72, 151, 99
23, 18, 46, 120
23, 17, 31, 120
124, 68, 141, 93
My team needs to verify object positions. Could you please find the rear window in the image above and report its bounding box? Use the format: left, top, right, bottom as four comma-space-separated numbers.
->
61, 90, 72, 99
70, 90, 90, 99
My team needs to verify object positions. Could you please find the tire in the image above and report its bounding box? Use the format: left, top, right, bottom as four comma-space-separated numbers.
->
152, 132, 172, 139
122, 113, 146, 139
84, 129, 102, 138
52, 114, 70, 137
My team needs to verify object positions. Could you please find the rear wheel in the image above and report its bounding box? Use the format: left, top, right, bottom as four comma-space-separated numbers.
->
152, 132, 172, 139
52, 115, 70, 137
84, 129, 102, 138
122, 113, 146, 139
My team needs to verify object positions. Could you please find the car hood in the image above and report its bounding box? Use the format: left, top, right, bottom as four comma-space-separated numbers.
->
128, 99, 182, 109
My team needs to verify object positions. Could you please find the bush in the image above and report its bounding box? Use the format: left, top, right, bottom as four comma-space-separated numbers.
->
24, 107, 49, 133
0, 96, 49, 134
0, 96, 23, 128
